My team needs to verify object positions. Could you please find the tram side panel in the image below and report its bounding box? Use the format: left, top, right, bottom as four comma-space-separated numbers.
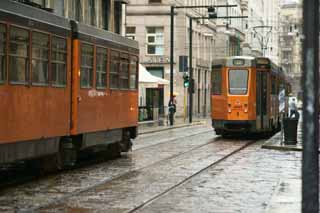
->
70, 24, 139, 151
0, 3, 72, 163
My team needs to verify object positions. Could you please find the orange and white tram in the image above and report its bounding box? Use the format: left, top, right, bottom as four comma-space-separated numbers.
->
0, 0, 139, 169
211, 56, 290, 136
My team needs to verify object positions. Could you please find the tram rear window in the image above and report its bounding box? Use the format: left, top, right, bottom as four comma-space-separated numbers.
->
228, 69, 248, 95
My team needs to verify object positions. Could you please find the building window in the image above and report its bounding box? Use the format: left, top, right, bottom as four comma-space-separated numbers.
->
149, 0, 162, 3
88, 0, 96, 26
80, 43, 93, 88
102, 0, 110, 30
146, 67, 163, 78
129, 56, 138, 90
52, 36, 67, 87
126, 26, 136, 40
32, 31, 49, 85
110, 51, 120, 89
96, 47, 107, 89
9, 27, 29, 84
119, 53, 129, 89
146, 27, 164, 55
0, 24, 6, 84
114, 1, 122, 34
71, 0, 82, 22
53, 0, 64, 17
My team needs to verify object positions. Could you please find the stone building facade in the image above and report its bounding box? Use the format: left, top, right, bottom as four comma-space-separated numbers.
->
126, 0, 215, 118
21, 0, 126, 34
279, 2, 302, 98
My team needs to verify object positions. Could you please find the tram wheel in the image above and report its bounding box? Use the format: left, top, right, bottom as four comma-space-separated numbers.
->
56, 138, 78, 169
120, 131, 132, 152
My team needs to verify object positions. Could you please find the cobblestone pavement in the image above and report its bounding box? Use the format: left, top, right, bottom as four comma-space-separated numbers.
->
0, 125, 215, 212
136, 142, 301, 213
0, 125, 301, 213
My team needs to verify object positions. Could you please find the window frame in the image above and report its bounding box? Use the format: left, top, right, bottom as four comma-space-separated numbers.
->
80, 42, 94, 89
51, 35, 67, 88
0, 22, 7, 85
31, 30, 50, 87
129, 55, 138, 90
109, 50, 120, 90
146, 27, 164, 56
95, 45, 108, 90
8, 24, 30, 85
119, 53, 129, 90
228, 69, 249, 95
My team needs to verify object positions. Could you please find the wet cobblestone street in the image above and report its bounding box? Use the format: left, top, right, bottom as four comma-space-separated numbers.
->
0, 125, 301, 213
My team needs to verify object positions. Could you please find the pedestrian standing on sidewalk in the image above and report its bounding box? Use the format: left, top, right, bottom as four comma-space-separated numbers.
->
168, 95, 177, 123
289, 100, 299, 119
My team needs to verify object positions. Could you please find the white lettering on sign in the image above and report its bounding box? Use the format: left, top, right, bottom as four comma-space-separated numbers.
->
88, 90, 106, 98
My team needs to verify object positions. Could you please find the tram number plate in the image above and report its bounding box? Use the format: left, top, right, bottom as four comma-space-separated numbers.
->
233, 105, 242, 109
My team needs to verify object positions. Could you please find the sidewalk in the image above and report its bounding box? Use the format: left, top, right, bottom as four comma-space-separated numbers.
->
262, 121, 302, 151
262, 121, 303, 213
138, 116, 209, 135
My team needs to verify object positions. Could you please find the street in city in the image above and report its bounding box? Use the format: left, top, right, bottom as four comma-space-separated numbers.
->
0, 122, 301, 212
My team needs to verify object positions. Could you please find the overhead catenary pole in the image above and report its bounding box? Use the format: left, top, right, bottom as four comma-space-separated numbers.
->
189, 17, 193, 123
302, 0, 319, 212
169, 6, 174, 125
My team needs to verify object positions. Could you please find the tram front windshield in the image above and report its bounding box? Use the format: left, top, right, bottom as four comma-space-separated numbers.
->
228, 69, 248, 95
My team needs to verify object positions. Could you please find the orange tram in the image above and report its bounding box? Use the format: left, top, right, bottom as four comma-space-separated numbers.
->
0, 1, 139, 169
211, 56, 291, 136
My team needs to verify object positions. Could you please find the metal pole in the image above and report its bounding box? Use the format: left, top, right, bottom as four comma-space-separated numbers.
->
189, 17, 193, 123
169, 6, 174, 125
302, 0, 319, 212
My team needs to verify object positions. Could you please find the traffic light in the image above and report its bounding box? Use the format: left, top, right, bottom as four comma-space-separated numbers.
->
183, 74, 189, 88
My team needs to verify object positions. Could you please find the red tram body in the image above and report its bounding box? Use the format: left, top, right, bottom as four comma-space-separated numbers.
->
211, 56, 290, 136
0, 1, 139, 168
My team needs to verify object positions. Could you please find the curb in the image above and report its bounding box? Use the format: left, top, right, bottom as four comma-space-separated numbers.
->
261, 132, 303, 152
138, 120, 207, 135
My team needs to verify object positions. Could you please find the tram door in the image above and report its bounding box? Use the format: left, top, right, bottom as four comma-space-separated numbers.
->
256, 71, 269, 130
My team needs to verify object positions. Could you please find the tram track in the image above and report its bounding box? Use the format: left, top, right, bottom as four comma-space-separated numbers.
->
0, 128, 219, 211
126, 139, 256, 213
30, 134, 223, 212
0, 128, 213, 191
33, 137, 257, 212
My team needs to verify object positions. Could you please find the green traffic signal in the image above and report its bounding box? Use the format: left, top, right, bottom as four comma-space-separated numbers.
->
183, 74, 189, 88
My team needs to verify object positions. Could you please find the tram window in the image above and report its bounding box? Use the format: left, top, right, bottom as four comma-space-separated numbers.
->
52, 36, 67, 87
32, 32, 49, 85
0, 24, 6, 84
110, 51, 119, 89
80, 43, 94, 88
96, 47, 107, 89
228, 69, 248, 95
211, 69, 222, 95
9, 27, 29, 84
119, 53, 129, 89
129, 56, 138, 90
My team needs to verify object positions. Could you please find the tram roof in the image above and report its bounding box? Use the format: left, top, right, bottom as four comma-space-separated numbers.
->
0, 0, 70, 32
73, 22, 139, 51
